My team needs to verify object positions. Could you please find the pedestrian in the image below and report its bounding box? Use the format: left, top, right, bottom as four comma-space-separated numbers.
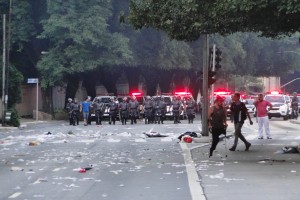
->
185, 96, 196, 124
119, 97, 129, 125
66, 98, 73, 125
254, 93, 273, 139
208, 96, 227, 157
129, 96, 139, 124
108, 97, 118, 125
229, 93, 253, 151
87, 96, 92, 125
80, 96, 92, 126
70, 98, 80, 126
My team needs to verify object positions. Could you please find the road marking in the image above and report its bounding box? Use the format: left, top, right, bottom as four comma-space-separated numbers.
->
8, 192, 22, 198
180, 143, 206, 200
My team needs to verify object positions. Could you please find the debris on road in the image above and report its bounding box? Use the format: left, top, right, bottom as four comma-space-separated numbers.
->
29, 141, 40, 146
143, 131, 167, 137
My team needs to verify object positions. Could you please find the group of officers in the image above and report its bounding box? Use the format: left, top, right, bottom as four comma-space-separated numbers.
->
65, 95, 197, 126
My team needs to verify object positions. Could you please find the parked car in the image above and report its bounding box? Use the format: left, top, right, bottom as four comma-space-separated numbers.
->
90, 96, 119, 121
264, 94, 291, 120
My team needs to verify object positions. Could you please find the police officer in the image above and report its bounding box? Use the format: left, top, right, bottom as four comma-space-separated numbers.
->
66, 98, 73, 125
108, 97, 118, 125
171, 96, 182, 124
158, 96, 166, 124
143, 96, 153, 124
186, 96, 196, 124
153, 96, 162, 124
129, 96, 139, 124
119, 97, 129, 125
70, 98, 80, 126
93, 98, 104, 125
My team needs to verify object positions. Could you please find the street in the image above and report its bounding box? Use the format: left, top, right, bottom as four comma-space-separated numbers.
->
0, 117, 299, 200
0, 119, 202, 200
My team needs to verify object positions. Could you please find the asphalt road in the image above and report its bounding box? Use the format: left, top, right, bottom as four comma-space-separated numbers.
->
0, 119, 203, 200
1, 117, 299, 200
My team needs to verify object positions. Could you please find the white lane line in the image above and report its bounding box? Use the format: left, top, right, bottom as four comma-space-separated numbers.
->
180, 143, 206, 200
8, 192, 22, 198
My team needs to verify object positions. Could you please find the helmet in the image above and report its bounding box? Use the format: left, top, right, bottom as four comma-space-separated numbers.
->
68, 98, 72, 102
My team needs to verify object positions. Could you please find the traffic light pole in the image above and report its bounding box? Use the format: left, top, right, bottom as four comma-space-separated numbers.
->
202, 34, 209, 136
210, 44, 216, 107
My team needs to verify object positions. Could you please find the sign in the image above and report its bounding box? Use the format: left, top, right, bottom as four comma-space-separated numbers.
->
27, 78, 38, 84
5, 112, 11, 121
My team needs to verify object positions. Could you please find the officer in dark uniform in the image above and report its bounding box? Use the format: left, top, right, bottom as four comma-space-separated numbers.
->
158, 96, 167, 124
153, 96, 162, 124
143, 96, 153, 124
119, 97, 129, 125
108, 97, 118, 125
186, 96, 196, 124
70, 98, 80, 126
129, 96, 139, 124
66, 98, 73, 125
93, 98, 104, 125
171, 96, 181, 124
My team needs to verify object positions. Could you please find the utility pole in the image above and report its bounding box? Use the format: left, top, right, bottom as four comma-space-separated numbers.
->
202, 34, 209, 136
2, 14, 6, 126
4, 0, 12, 121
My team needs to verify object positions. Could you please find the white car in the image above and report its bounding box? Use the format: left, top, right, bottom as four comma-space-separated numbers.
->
264, 94, 291, 120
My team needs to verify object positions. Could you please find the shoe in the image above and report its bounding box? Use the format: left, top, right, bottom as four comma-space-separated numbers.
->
245, 143, 251, 151
258, 137, 263, 139
229, 147, 236, 151
267, 137, 272, 139
209, 150, 213, 157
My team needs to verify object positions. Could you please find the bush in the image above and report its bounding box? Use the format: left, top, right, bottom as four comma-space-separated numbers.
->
6, 108, 20, 127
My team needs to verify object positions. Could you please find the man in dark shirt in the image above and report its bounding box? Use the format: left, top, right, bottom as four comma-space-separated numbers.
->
229, 93, 253, 151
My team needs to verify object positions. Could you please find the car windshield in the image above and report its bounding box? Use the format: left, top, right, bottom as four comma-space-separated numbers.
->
244, 99, 254, 105
99, 97, 111, 103
265, 95, 285, 103
163, 97, 172, 105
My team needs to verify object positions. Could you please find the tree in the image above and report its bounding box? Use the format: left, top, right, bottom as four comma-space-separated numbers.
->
128, 0, 300, 41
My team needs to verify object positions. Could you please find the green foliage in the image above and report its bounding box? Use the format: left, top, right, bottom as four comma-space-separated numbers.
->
129, 0, 300, 41
0, 64, 24, 107
37, 0, 133, 87
6, 108, 20, 127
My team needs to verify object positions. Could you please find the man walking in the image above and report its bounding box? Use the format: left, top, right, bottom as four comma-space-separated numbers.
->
254, 93, 272, 139
229, 93, 253, 151
208, 96, 227, 157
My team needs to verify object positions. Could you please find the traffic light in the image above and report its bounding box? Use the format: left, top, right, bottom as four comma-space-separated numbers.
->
208, 70, 216, 86
215, 48, 222, 70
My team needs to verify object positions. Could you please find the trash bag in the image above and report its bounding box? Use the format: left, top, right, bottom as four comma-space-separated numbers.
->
282, 146, 299, 154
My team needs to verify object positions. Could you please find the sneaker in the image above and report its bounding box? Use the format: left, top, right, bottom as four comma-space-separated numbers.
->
229, 147, 236, 151
245, 143, 251, 151
209, 149, 213, 157
267, 137, 272, 139
258, 137, 263, 139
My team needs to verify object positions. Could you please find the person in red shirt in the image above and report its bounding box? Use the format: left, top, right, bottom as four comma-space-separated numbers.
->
254, 94, 273, 139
